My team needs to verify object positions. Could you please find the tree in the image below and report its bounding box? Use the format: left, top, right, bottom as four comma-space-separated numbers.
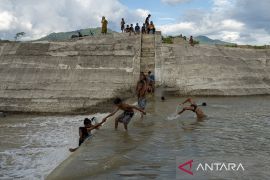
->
14, 32, 25, 41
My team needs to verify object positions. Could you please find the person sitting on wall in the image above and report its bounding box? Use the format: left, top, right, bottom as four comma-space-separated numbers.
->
129, 24, 135, 35
69, 118, 105, 152
78, 31, 83, 37
148, 21, 156, 34
141, 23, 146, 34
125, 25, 130, 33
135, 23, 140, 35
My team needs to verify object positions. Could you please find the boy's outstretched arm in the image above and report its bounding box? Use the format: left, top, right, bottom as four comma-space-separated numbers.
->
180, 98, 193, 105
131, 105, 146, 115
178, 107, 194, 115
86, 119, 107, 132
102, 108, 120, 121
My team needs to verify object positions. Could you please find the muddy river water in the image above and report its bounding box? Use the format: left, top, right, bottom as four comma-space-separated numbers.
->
1, 96, 270, 179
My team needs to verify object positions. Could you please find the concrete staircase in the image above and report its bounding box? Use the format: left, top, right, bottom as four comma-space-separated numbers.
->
140, 34, 155, 73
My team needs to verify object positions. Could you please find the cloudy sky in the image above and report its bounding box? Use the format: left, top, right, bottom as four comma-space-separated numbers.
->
0, 0, 270, 44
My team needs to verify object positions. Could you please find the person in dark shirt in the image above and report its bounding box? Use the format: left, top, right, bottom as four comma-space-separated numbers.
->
135, 23, 140, 34
189, 36, 194, 46
129, 24, 135, 35
69, 117, 105, 152
145, 14, 151, 34
121, 18, 125, 33
141, 23, 146, 34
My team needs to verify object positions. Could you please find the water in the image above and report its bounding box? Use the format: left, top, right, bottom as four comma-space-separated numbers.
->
1, 96, 270, 179
0, 114, 107, 180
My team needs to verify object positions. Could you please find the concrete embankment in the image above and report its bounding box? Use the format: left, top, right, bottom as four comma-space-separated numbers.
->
0, 34, 141, 113
1, 32, 270, 113
156, 42, 270, 95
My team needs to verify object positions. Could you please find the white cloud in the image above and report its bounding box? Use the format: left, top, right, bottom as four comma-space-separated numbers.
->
221, 19, 244, 30
0, 11, 17, 31
0, 0, 150, 40
158, 22, 195, 35
159, 0, 270, 45
159, 17, 176, 21
158, 18, 245, 39
135, 9, 150, 19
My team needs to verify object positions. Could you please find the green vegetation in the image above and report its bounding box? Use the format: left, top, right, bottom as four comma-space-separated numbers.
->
15, 32, 25, 41
225, 44, 238, 48
249, 45, 269, 49
162, 36, 173, 44
225, 44, 269, 49
193, 40, 200, 45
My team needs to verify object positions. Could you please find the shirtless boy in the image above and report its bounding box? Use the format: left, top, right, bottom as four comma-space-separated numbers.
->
103, 98, 146, 131
178, 98, 206, 120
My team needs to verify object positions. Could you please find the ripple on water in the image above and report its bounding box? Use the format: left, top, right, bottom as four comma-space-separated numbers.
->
0, 113, 108, 180
1, 97, 270, 179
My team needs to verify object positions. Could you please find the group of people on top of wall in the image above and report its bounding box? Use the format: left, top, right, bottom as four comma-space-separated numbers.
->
100, 14, 156, 35
121, 14, 156, 35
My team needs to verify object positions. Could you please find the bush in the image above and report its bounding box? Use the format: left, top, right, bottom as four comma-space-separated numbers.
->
193, 40, 200, 45
225, 44, 238, 48
162, 36, 173, 44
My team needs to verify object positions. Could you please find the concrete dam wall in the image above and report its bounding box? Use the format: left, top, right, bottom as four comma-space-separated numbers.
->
0, 34, 141, 113
156, 42, 270, 96
0, 33, 270, 113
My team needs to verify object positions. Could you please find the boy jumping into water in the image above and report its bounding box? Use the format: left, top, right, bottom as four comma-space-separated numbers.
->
69, 118, 105, 152
178, 98, 206, 120
102, 98, 146, 131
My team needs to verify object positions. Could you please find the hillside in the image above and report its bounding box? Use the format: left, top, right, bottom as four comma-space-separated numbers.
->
194, 35, 236, 45
37, 27, 114, 41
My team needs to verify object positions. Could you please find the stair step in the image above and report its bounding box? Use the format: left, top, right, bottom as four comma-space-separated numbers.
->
141, 56, 155, 60
142, 48, 155, 52
142, 35, 155, 39
141, 54, 155, 58
142, 40, 154, 43
141, 53, 155, 57
142, 44, 155, 49
140, 64, 155, 71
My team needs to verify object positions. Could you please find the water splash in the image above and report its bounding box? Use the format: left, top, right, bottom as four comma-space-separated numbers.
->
167, 105, 182, 121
